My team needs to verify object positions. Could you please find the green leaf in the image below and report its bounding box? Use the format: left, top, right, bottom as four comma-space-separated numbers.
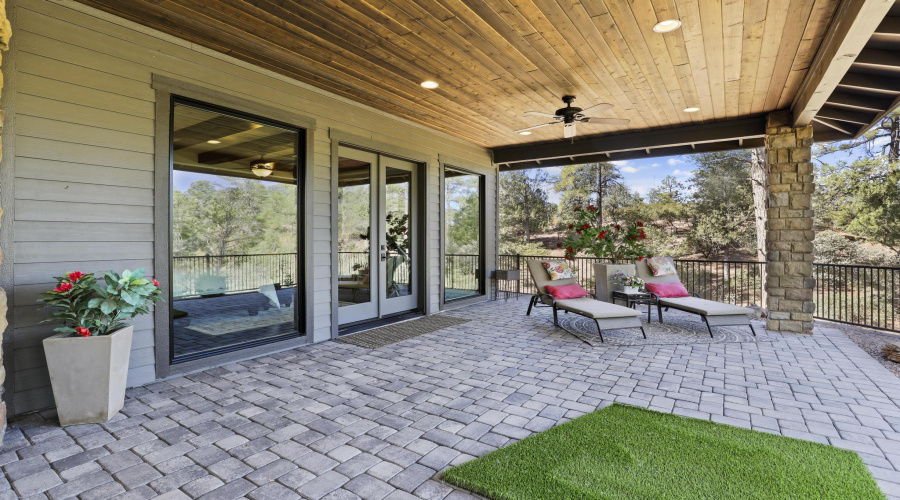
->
100, 298, 117, 315
130, 268, 145, 280
121, 269, 133, 282
120, 290, 138, 306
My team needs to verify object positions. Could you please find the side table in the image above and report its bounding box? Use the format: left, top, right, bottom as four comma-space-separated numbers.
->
611, 290, 656, 322
491, 269, 521, 301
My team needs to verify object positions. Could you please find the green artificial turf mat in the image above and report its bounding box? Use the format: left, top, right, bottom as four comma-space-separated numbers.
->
442, 404, 884, 500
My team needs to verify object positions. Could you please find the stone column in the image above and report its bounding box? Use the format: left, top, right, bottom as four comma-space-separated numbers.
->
0, 0, 11, 443
764, 111, 815, 334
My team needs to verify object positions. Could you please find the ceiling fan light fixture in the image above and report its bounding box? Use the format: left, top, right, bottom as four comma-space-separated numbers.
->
683, 106, 700, 113
653, 19, 682, 33
251, 161, 275, 178
420, 80, 439, 89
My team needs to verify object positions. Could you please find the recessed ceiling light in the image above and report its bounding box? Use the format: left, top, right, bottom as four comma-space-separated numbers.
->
207, 140, 222, 144
683, 107, 700, 113
420, 80, 439, 89
519, 131, 532, 135
653, 19, 682, 33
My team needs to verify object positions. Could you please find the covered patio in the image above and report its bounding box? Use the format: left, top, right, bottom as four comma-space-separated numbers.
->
0, 0, 900, 497
1, 298, 899, 498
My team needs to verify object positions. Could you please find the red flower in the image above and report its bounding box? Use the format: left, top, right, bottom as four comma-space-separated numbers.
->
586, 205, 596, 211
153, 279, 160, 287
568, 224, 574, 229
566, 247, 574, 254
581, 224, 590, 230
639, 229, 647, 239
75, 327, 91, 338
556, 243, 562, 248
636, 221, 644, 227
597, 231, 607, 240
67, 271, 85, 282
54, 282, 73, 293
615, 224, 621, 230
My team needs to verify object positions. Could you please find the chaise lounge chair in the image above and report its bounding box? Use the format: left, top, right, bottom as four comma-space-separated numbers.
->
525, 259, 645, 342
635, 259, 756, 337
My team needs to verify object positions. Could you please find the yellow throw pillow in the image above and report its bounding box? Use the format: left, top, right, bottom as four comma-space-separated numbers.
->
542, 260, 576, 280
647, 256, 677, 277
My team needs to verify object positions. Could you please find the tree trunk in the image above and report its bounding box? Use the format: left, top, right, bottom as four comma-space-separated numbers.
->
750, 147, 769, 310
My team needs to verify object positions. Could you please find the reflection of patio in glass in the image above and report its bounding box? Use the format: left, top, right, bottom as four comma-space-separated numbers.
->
172, 288, 299, 359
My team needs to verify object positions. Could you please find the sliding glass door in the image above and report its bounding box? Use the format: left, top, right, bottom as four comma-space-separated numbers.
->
444, 167, 484, 302
169, 98, 303, 362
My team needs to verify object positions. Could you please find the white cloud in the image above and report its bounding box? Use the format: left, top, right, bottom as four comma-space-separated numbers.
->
621, 166, 639, 173
612, 160, 630, 166
667, 157, 685, 166
650, 163, 660, 167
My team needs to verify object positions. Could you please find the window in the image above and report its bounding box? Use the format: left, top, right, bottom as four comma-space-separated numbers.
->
169, 98, 303, 362
444, 167, 484, 302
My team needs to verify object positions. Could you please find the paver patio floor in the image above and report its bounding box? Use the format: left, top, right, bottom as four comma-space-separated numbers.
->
2, 297, 899, 499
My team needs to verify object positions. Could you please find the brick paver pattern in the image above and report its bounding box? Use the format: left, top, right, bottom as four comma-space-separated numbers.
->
2, 297, 899, 499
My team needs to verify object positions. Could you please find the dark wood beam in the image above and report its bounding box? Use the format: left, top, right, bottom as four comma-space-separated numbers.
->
492, 117, 767, 165
852, 48, 900, 68
812, 116, 857, 135
874, 16, 900, 36
791, 0, 895, 127
837, 72, 900, 94
497, 137, 767, 171
816, 105, 878, 125
825, 90, 895, 111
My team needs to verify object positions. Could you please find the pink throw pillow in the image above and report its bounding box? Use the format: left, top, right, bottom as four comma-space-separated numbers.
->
645, 281, 690, 298
545, 283, 589, 300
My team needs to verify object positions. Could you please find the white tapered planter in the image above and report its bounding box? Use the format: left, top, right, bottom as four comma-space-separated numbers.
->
594, 263, 637, 302
43, 326, 133, 426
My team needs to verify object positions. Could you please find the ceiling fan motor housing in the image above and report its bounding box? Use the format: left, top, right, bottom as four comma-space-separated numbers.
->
557, 95, 582, 123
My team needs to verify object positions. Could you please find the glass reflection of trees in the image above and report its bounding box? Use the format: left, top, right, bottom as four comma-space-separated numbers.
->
444, 168, 483, 301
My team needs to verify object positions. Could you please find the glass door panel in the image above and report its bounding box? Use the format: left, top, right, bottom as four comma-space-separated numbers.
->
444, 167, 484, 301
381, 161, 417, 315
337, 148, 378, 324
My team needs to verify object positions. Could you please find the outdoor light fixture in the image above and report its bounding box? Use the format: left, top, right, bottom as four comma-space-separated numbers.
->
420, 80, 439, 89
207, 140, 221, 144
250, 160, 275, 178
653, 19, 682, 33
683, 107, 700, 113
519, 131, 532, 135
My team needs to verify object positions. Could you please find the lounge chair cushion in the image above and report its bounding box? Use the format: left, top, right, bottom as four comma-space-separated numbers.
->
645, 281, 690, 298
658, 297, 752, 316
555, 297, 642, 319
545, 283, 589, 299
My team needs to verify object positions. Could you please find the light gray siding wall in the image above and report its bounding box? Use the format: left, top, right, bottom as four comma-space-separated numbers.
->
1, 0, 494, 416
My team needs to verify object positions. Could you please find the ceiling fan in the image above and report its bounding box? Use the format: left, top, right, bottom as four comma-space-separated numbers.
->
515, 95, 630, 139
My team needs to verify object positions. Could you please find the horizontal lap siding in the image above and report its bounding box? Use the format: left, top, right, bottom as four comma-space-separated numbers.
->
4, 0, 493, 415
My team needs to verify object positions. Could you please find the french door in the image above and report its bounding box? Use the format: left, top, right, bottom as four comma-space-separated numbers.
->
337, 146, 418, 325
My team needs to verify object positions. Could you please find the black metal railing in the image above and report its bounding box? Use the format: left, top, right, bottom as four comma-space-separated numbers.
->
498, 254, 900, 333
445, 254, 480, 291
172, 253, 297, 298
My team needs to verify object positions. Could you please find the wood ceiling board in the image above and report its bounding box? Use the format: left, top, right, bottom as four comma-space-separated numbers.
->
76, 0, 847, 148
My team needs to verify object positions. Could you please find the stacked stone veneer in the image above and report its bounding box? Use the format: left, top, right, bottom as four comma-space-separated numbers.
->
764, 111, 815, 335
0, 0, 10, 444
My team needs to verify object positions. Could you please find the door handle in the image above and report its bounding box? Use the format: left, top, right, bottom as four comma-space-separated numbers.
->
381, 253, 387, 261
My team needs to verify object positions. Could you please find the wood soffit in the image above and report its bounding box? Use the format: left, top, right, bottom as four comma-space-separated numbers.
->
74, 0, 898, 167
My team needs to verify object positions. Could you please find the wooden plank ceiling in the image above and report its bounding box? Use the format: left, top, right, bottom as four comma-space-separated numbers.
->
77, 0, 841, 149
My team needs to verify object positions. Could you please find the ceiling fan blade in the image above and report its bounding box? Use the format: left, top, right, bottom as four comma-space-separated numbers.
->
579, 102, 614, 115
563, 122, 576, 139
513, 122, 558, 133
525, 111, 559, 118
580, 117, 630, 125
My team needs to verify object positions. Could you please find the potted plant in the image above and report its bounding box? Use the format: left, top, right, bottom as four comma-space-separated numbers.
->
39, 269, 163, 425
557, 205, 649, 302
610, 271, 645, 294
